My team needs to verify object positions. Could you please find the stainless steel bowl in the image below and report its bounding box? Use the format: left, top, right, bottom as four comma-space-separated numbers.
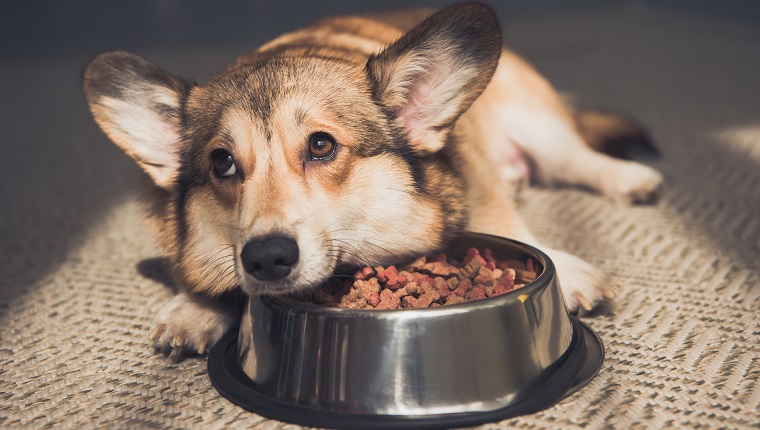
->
209, 233, 604, 429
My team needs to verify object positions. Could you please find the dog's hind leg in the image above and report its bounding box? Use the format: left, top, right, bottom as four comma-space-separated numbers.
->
476, 50, 663, 204
507, 108, 663, 204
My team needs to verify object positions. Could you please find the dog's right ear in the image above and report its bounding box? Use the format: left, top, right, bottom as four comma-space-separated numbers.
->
83, 51, 189, 190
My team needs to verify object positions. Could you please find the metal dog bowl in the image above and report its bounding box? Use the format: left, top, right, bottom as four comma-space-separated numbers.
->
209, 232, 604, 429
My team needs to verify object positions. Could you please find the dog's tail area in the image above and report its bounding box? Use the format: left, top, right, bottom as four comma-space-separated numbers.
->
575, 110, 660, 159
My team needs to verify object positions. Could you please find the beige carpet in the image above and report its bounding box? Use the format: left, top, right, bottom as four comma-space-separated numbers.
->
1, 1, 759, 429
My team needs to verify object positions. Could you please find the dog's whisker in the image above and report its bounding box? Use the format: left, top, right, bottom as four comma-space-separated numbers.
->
291, 208, 323, 228
195, 246, 236, 272
326, 230, 407, 251
329, 235, 402, 263
329, 239, 375, 267
216, 264, 238, 291
383, 186, 411, 194
196, 256, 235, 290
218, 223, 246, 233
318, 212, 358, 237
324, 229, 398, 245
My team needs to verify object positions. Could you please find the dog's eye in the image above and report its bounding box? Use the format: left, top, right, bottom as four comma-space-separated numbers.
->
308, 132, 337, 160
211, 149, 237, 177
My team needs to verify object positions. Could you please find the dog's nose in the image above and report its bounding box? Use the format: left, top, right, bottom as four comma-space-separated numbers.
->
241, 235, 300, 281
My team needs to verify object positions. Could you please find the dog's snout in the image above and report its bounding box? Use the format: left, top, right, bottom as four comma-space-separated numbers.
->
241, 235, 300, 281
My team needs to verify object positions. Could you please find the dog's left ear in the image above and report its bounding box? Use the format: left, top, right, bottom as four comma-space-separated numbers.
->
366, 3, 502, 154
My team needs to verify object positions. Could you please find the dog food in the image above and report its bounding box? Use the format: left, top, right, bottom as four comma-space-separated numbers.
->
295, 248, 538, 309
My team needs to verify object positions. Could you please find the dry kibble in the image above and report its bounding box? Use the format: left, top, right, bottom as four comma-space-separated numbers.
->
420, 262, 460, 277
412, 272, 434, 285
453, 279, 472, 297
293, 248, 538, 309
471, 274, 490, 285
516, 269, 536, 283
416, 291, 439, 308
404, 281, 419, 296
354, 266, 375, 280
460, 256, 482, 280
399, 271, 415, 283
401, 296, 415, 308
503, 268, 516, 281
433, 277, 451, 300
491, 276, 515, 296
468, 286, 487, 301
485, 283, 495, 297
401, 256, 426, 271
368, 291, 380, 307
357, 278, 381, 299
445, 295, 466, 305
376, 289, 401, 309
339, 288, 365, 308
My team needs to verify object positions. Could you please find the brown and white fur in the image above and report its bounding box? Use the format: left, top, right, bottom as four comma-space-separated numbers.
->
83, 3, 663, 356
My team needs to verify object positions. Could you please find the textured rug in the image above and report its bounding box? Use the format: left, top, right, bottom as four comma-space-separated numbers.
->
1, 1, 759, 429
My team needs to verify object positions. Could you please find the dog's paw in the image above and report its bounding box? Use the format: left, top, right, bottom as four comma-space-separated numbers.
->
604, 162, 664, 204
149, 292, 239, 360
549, 250, 619, 314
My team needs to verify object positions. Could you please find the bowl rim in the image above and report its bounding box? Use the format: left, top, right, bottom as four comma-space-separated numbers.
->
259, 232, 557, 317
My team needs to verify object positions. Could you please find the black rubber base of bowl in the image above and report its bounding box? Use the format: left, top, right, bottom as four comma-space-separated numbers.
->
208, 316, 603, 429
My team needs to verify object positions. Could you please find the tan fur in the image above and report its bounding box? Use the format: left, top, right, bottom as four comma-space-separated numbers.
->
83, 4, 663, 356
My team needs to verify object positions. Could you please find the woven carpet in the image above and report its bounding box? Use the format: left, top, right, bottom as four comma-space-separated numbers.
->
1, 1, 759, 428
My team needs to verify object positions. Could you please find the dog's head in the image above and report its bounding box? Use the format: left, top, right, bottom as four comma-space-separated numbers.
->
83, 3, 501, 297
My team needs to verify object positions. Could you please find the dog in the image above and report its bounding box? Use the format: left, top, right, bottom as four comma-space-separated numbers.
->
83, 3, 663, 356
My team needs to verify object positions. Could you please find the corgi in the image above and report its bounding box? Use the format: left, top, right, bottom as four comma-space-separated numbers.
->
83, 3, 663, 356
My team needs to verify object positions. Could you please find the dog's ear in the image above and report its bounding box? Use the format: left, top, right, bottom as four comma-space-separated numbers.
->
366, 3, 502, 154
83, 51, 189, 189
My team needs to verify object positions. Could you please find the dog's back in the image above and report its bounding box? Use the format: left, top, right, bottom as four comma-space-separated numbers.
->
233, 9, 433, 68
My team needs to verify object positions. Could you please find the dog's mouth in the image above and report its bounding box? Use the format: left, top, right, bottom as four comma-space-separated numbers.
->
237, 272, 316, 297
236, 255, 353, 298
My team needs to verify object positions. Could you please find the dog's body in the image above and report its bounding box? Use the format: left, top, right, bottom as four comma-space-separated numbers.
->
83, 4, 662, 355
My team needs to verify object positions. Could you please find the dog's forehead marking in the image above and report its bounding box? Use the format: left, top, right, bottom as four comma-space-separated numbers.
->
221, 97, 310, 176
220, 101, 306, 229
221, 107, 268, 172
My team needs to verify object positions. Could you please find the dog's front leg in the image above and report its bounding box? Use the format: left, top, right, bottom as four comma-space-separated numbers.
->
149, 291, 241, 359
